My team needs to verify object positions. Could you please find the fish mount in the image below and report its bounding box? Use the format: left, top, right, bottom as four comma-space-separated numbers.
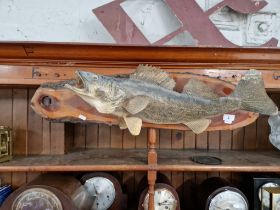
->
31, 71, 258, 133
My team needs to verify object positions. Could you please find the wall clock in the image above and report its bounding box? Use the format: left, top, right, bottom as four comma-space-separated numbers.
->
206, 186, 249, 210
80, 172, 124, 210
197, 177, 248, 210
138, 183, 180, 210
253, 176, 280, 210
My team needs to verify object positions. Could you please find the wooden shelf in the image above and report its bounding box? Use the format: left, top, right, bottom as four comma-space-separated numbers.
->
1, 149, 280, 173
0, 149, 148, 172
157, 149, 280, 172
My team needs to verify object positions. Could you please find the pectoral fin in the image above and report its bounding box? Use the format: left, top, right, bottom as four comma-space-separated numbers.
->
124, 96, 150, 115
119, 118, 127, 129
183, 119, 211, 134
124, 117, 142, 136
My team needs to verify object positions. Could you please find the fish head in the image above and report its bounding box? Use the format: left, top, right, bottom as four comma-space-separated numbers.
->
65, 70, 116, 98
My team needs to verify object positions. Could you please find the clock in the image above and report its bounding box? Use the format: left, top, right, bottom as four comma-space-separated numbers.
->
206, 186, 249, 210
262, 187, 280, 210
2, 173, 81, 210
253, 176, 280, 210
12, 188, 63, 210
197, 177, 248, 210
80, 172, 124, 210
2, 185, 77, 210
138, 183, 180, 210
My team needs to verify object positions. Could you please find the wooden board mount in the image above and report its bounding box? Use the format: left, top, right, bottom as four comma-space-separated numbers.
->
30, 73, 258, 132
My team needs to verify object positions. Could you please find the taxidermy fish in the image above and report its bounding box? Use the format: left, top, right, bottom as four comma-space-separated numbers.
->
65, 65, 278, 135
268, 114, 280, 150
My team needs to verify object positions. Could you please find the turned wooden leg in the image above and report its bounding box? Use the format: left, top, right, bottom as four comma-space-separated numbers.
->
148, 171, 156, 210
148, 128, 157, 210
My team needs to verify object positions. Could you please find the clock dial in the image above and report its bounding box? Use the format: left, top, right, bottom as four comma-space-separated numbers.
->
142, 188, 177, 210
275, 200, 280, 210
258, 182, 279, 208
84, 177, 116, 210
208, 190, 248, 210
12, 188, 63, 210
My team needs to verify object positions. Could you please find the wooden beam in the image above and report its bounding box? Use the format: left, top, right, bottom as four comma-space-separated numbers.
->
0, 42, 280, 64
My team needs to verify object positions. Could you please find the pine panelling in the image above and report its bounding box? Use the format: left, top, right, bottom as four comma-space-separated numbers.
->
220, 130, 232, 150
232, 128, 244, 150
195, 132, 208, 184
134, 128, 147, 208
73, 124, 86, 149
86, 124, 98, 149
208, 131, 220, 150
171, 131, 184, 200
184, 131, 195, 149
12, 89, 28, 155
98, 124, 111, 148
219, 130, 233, 181
110, 126, 122, 148
244, 122, 257, 150
42, 120, 51, 154
50, 122, 66, 154
135, 128, 147, 149
27, 89, 43, 154
256, 116, 272, 150
159, 129, 172, 181
195, 132, 207, 150
208, 131, 220, 178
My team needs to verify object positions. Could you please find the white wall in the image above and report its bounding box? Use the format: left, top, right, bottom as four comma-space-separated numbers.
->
0, 0, 115, 43
0, 0, 279, 46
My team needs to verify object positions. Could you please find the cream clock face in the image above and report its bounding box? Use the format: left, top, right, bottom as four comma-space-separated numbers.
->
12, 188, 63, 210
209, 190, 248, 210
258, 182, 279, 208
84, 177, 116, 210
142, 188, 177, 210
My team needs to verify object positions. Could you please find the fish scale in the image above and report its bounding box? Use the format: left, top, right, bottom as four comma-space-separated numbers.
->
65, 65, 278, 136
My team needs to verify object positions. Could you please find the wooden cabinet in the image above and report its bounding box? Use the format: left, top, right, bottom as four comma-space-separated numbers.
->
0, 42, 280, 209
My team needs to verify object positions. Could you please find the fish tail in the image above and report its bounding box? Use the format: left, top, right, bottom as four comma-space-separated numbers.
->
231, 70, 278, 115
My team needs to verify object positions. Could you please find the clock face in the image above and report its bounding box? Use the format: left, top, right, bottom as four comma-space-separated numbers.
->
258, 182, 279, 208
142, 188, 177, 210
12, 188, 63, 210
275, 197, 280, 210
208, 190, 248, 210
84, 177, 116, 210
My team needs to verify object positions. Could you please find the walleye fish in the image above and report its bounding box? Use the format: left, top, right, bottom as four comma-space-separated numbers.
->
65, 65, 278, 135
268, 114, 280, 150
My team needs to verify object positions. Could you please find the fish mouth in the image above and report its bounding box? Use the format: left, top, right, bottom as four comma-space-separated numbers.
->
64, 71, 88, 93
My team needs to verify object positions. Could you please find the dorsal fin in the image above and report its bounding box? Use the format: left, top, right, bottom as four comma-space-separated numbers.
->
130, 65, 175, 90
183, 78, 219, 99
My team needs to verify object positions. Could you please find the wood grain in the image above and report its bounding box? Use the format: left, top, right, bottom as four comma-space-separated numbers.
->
27, 89, 43, 154
12, 89, 28, 155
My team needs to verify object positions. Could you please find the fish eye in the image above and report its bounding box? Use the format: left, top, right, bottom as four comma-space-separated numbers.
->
92, 75, 98, 80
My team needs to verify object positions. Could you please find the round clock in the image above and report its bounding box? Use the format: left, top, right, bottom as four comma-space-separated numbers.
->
12, 188, 63, 210
258, 182, 279, 208
80, 172, 123, 210
2, 185, 77, 210
138, 183, 180, 210
206, 187, 249, 210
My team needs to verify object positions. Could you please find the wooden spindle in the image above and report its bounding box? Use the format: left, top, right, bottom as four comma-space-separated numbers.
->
148, 128, 157, 210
